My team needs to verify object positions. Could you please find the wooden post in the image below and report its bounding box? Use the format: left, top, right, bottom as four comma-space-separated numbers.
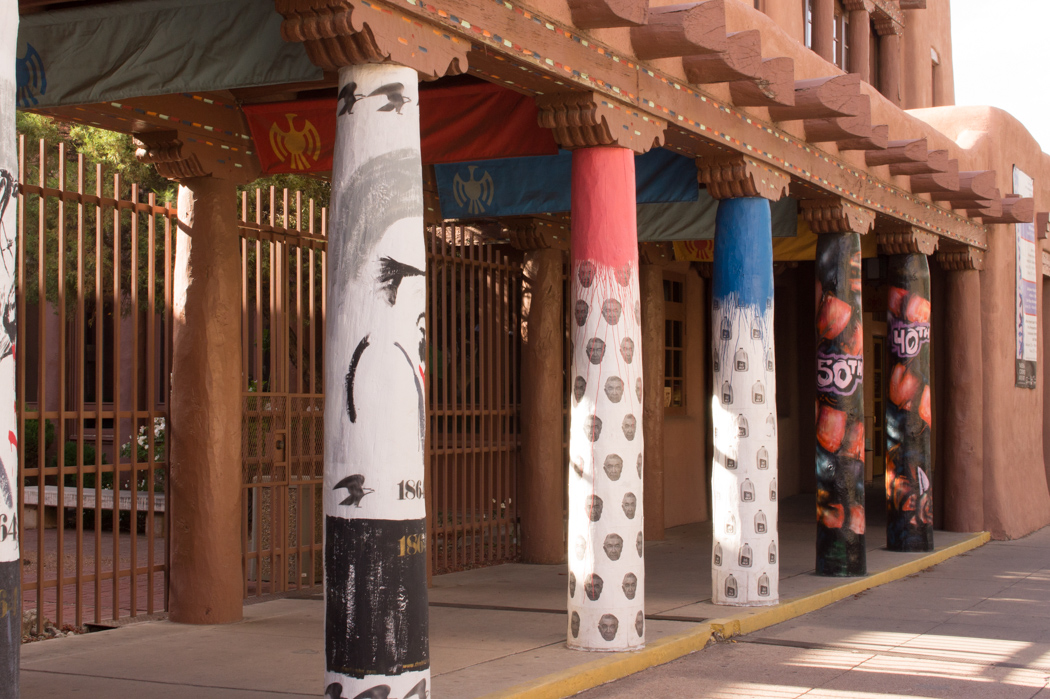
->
169, 176, 243, 625
0, 5, 20, 694
710, 198, 779, 606
640, 263, 665, 542
814, 232, 866, 576
520, 246, 567, 564
323, 63, 430, 698
848, 9, 871, 82
567, 146, 646, 651
884, 253, 934, 551
812, 0, 836, 62
938, 249, 985, 532
879, 32, 902, 106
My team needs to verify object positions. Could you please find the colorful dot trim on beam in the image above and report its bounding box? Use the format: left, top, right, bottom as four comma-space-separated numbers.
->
405, 0, 985, 248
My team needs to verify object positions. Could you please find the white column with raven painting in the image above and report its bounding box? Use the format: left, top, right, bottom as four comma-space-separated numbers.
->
0, 5, 19, 697
567, 146, 646, 651
323, 63, 429, 699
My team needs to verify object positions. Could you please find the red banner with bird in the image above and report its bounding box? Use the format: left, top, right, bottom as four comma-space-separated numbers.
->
243, 80, 558, 175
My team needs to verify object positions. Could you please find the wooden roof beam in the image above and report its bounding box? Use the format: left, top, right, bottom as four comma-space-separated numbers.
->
930, 170, 999, 202
568, 0, 649, 29
865, 138, 927, 167
982, 196, 1035, 224
631, 1, 727, 60
899, 0, 926, 8
729, 57, 794, 108
890, 149, 950, 176
767, 74, 865, 122
837, 124, 890, 151
683, 30, 762, 84
804, 95, 872, 143
909, 160, 959, 193
966, 199, 1002, 221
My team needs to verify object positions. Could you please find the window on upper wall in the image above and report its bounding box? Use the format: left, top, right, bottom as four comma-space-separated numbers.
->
805, 0, 814, 49
664, 274, 686, 412
754, 0, 763, 10
832, 2, 850, 70
931, 47, 943, 106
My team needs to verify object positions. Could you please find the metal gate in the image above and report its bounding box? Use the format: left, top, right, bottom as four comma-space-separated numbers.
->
16, 137, 173, 630
239, 188, 326, 598
426, 226, 522, 574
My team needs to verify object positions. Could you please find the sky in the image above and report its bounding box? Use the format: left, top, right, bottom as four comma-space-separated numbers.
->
950, 0, 1050, 152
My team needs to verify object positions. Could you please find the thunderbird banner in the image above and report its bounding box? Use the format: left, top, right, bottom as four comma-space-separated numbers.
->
434, 148, 699, 218
244, 80, 560, 175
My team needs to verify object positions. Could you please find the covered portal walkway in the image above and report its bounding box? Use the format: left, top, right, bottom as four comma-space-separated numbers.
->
18, 492, 984, 698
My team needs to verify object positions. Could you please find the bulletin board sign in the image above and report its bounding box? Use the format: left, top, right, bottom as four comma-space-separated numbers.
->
1014, 166, 1038, 389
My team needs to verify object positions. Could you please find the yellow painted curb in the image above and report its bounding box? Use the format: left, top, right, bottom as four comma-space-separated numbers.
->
479, 531, 989, 699
472, 625, 713, 699
707, 531, 991, 639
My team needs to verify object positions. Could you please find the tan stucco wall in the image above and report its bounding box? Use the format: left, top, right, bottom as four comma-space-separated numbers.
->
910, 106, 1050, 539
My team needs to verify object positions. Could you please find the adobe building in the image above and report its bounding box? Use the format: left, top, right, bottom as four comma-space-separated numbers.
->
4, 0, 1050, 693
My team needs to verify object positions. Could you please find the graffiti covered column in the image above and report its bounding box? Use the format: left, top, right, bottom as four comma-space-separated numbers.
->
803, 199, 874, 577
880, 227, 938, 552
701, 155, 789, 606
534, 92, 664, 650
937, 247, 985, 532
0, 4, 18, 696
276, 5, 468, 697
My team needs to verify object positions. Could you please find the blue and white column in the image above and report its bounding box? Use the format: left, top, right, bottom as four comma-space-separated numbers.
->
710, 198, 778, 606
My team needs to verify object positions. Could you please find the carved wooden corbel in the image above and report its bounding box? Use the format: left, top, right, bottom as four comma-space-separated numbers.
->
877, 225, 939, 256
535, 92, 666, 153
134, 130, 208, 180
697, 153, 790, 201
936, 245, 984, 272
800, 198, 875, 235
871, 0, 904, 35
276, 0, 467, 77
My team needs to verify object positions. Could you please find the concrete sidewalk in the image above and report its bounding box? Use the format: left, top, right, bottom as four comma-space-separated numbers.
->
579, 527, 1050, 698
18, 494, 988, 698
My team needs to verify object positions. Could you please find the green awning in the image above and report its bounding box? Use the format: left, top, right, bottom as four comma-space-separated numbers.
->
17, 0, 322, 109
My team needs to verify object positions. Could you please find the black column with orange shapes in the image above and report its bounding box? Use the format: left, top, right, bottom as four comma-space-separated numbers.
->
885, 254, 934, 552
0, 5, 19, 697
814, 233, 866, 576
323, 64, 429, 699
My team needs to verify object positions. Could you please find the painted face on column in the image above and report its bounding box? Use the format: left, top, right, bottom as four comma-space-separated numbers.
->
340, 150, 427, 457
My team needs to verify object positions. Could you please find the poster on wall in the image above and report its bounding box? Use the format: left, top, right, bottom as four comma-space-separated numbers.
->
1014, 166, 1038, 389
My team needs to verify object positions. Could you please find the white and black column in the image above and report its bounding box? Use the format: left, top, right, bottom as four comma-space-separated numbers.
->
324, 64, 429, 699
0, 5, 20, 696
